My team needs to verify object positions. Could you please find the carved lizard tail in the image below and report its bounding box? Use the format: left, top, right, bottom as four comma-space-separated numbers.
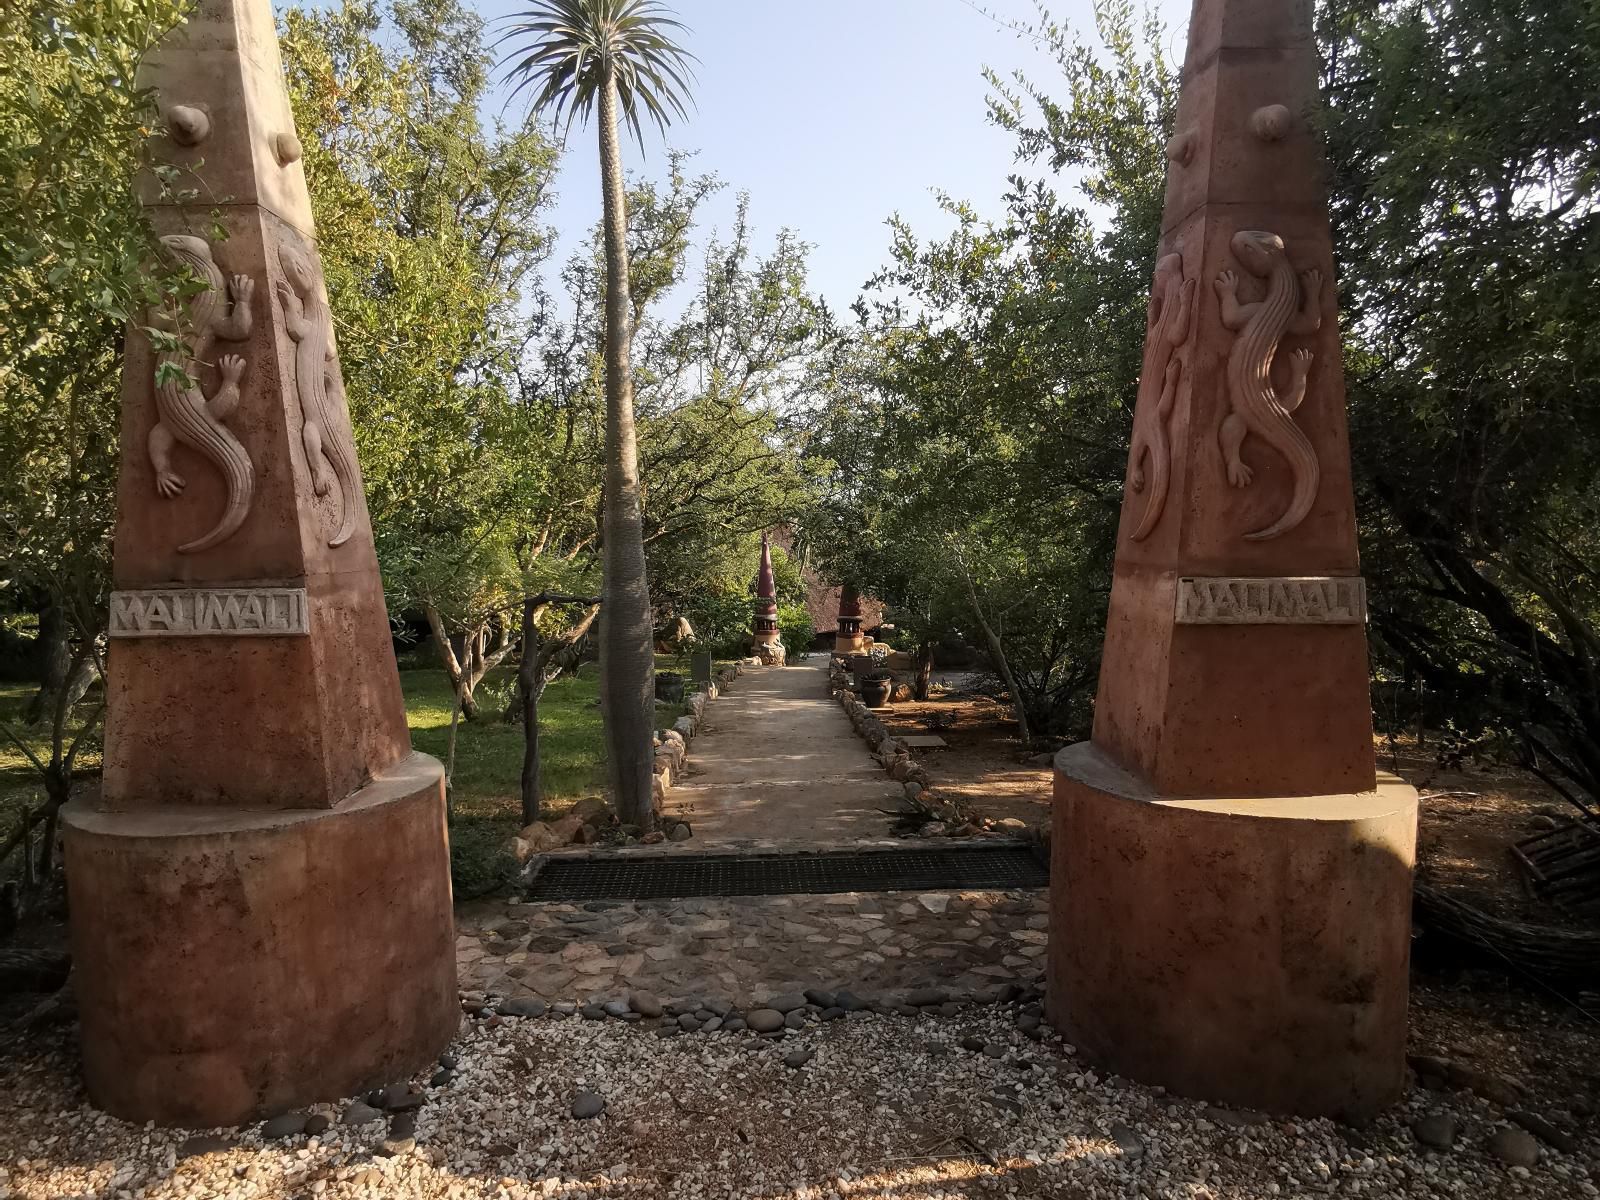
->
1129, 436, 1170, 541
176, 417, 255, 554
324, 426, 359, 548
1244, 414, 1320, 541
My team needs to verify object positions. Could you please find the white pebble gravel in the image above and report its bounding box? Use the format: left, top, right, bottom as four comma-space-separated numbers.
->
0, 1008, 1593, 1199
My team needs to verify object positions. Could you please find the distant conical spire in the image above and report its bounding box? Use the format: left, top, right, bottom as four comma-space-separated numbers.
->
751, 533, 781, 659
756, 533, 776, 601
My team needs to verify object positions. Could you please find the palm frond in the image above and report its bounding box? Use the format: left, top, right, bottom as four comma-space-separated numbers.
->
497, 0, 696, 143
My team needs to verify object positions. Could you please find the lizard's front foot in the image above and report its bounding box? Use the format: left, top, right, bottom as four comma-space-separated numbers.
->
155, 470, 187, 497
1214, 269, 1238, 297
230, 274, 255, 305
218, 354, 246, 384
1225, 458, 1253, 488
312, 465, 336, 496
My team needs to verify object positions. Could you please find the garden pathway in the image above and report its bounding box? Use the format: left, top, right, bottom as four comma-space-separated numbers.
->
455, 661, 1050, 1010
661, 659, 906, 848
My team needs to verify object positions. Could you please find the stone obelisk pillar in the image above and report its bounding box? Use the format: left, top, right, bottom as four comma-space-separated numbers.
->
751, 534, 784, 664
1048, 0, 1417, 1119
834, 584, 865, 656
61, 0, 458, 1127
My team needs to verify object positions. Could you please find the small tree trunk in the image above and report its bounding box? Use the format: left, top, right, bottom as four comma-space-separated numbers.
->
519, 597, 542, 827
957, 566, 1033, 745
595, 68, 659, 830
915, 636, 934, 701
24, 604, 71, 726
425, 605, 480, 721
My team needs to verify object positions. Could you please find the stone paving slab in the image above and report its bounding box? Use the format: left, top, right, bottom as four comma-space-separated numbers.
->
664, 661, 908, 847
456, 887, 1048, 1009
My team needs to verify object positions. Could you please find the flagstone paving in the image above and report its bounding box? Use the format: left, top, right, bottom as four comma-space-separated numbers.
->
661, 659, 908, 847
456, 887, 1048, 1009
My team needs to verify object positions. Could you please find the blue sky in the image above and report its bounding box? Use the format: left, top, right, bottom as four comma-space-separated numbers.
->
475, 0, 1192, 313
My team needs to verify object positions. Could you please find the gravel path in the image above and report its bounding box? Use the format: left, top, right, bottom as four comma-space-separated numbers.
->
2, 993, 1594, 1200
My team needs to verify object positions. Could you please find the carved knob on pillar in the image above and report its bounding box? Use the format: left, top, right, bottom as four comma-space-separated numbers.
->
1165, 130, 1196, 167
274, 131, 303, 166
1250, 104, 1293, 142
166, 105, 211, 146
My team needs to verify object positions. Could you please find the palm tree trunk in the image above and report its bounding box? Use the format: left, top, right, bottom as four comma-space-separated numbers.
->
596, 68, 658, 829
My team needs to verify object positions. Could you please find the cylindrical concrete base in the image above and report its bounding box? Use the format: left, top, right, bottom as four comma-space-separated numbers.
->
1049, 742, 1417, 1120
62, 751, 458, 1127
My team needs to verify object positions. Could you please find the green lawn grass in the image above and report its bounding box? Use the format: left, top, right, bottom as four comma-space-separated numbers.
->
399, 665, 611, 896
0, 662, 669, 898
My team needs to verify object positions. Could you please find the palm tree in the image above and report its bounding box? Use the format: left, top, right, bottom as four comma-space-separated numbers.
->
500, 1, 694, 828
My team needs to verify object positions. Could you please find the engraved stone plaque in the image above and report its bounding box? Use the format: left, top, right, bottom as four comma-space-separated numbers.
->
1174, 577, 1366, 625
110, 587, 310, 637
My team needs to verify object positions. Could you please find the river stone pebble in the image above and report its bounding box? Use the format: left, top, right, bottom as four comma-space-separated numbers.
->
747, 1008, 785, 1033
701, 1016, 724, 1033
629, 991, 664, 1018
804, 989, 836, 1008
961, 1035, 987, 1052
767, 992, 807, 1013
497, 997, 547, 1018
603, 999, 632, 1018
820, 1006, 845, 1022
1487, 1126, 1540, 1168
1109, 1121, 1145, 1160
723, 1016, 747, 1032
1413, 1114, 1459, 1151
905, 987, 949, 1007
389, 1112, 417, 1140
784, 1010, 809, 1030
580, 1003, 608, 1021
677, 1014, 702, 1032
383, 1085, 425, 1112
835, 990, 870, 1012
342, 1101, 383, 1126
304, 1113, 332, 1136
784, 1048, 815, 1069
261, 1112, 308, 1139
572, 1091, 606, 1119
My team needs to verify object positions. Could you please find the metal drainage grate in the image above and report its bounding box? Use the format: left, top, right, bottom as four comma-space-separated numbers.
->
524, 845, 1048, 902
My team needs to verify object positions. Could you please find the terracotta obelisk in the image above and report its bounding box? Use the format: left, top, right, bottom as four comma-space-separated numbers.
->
751, 534, 784, 664
1048, 0, 1418, 1119
834, 583, 865, 656
61, 0, 458, 1126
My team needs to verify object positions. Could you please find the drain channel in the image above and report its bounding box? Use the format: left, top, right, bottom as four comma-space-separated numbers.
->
524, 845, 1048, 902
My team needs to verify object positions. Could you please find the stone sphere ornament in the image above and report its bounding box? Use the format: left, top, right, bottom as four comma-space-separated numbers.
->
165, 104, 211, 146
1249, 103, 1293, 142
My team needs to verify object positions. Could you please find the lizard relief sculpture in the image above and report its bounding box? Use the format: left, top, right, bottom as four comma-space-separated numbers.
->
1127, 251, 1197, 541
1215, 230, 1325, 541
148, 235, 256, 554
276, 244, 358, 547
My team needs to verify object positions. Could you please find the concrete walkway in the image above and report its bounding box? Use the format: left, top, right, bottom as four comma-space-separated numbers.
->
663, 659, 907, 848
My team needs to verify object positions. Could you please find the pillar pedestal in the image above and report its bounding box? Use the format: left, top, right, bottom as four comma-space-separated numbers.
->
62, 752, 458, 1127
1048, 743, 1416, 1120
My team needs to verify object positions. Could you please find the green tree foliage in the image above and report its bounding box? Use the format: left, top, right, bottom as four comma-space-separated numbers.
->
814, 0, 1600, 799
0, 0, 197, 883
1322, 0, 1600, 801
806, 2, 1172, 740
281, 0, 571, 719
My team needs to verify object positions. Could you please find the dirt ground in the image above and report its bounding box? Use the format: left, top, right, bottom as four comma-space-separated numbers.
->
883, 679, 1588, 920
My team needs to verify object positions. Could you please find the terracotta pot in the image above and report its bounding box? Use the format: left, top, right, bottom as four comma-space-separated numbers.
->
861, 676, 892, 708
